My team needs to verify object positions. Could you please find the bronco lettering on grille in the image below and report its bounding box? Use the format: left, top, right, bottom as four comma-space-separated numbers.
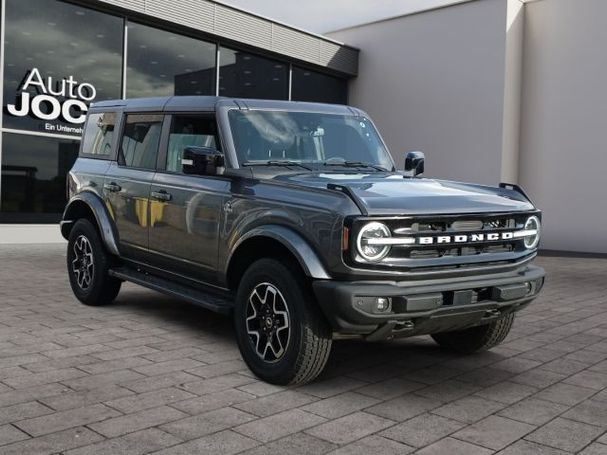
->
417, 231, 517, 245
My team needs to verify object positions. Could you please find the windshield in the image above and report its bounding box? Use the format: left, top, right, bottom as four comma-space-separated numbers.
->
228, 110, 394, 171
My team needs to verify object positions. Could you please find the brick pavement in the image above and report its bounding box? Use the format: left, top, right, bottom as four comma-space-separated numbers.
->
0, 244, 606, 454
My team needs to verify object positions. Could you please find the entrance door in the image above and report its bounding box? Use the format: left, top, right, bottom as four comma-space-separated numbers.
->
148, 113, 229, 283
103, 113, 163, 261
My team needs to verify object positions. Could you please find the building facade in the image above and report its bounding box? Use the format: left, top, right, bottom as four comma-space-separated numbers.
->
0, 0, 357, 228
329, 0, 607, 254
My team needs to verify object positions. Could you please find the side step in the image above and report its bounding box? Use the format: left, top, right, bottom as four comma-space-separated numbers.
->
109, 267, 233, 315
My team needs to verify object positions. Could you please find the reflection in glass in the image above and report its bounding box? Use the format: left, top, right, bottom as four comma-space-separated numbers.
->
81, 112, 116, 157
120, 114, 163, 169
126, 22, 216, 98
291, 67, 348, 104
2, 0, 123, 133
229, 110, 393, 170
0, 133, 80, 222
218, 47, 288, 100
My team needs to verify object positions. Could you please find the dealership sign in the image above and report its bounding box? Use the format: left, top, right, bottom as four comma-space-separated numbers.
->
7, 68, 96, 133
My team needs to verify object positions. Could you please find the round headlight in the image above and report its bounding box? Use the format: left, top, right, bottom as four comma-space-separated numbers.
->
523, 216, 541, 249
356, 222, 391, 262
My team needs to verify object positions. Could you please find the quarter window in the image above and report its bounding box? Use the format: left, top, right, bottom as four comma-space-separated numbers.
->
166, 115, 218, 173
80, 112, 116, 158
120, 114, 163, 169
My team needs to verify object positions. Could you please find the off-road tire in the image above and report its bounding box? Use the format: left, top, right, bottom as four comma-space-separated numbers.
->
234, 258, 332, 385
67, 219, 121, 306
431, 313, 515, 353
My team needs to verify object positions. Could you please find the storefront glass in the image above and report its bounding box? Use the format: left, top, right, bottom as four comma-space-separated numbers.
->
291, 66, 348, 104
126, 22, 216, 98
0, 133, 79, 223
2, 0, 123, 135
218, 47, 288, 100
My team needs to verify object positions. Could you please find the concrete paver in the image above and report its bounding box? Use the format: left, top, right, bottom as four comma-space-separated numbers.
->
0, 245, 606, 453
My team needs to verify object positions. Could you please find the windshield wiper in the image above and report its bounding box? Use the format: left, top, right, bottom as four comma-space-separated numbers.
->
242, 160, 313, 171
322, 160, 388, 172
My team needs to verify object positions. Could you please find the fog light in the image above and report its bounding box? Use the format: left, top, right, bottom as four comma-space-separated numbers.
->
376, 297, 391, 312
525, 282, 533, 294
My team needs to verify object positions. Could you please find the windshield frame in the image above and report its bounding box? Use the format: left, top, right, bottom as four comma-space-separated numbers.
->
223, 107, 396, 172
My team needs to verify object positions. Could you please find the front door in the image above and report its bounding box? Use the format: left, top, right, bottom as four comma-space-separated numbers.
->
148, 113, 229, 284
104, 113, 163, 261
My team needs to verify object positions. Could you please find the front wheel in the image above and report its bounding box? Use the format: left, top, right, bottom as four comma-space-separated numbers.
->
234, 258, 332, 385
67, 219, 121, 306
431, 313, 515, 353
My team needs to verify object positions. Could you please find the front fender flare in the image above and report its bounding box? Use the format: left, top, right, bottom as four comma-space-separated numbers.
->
228, 225, 331, 280
61, 192, 120, 256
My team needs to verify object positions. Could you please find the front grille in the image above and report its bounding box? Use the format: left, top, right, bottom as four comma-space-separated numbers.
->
349, 212, 538, 271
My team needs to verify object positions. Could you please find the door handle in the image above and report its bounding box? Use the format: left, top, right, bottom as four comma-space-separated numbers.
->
103, 182, 121, 193
151, 190, 172, 202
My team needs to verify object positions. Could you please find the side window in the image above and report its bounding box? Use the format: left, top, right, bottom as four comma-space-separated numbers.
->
80, 112, 116, 158
166, 115, 218, 173
120, 114, 163, 169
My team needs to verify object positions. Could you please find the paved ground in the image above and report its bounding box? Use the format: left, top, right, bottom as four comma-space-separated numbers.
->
0, 245, 606, 454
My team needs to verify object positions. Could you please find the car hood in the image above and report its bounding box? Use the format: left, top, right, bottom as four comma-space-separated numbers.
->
272, 172, 535, 215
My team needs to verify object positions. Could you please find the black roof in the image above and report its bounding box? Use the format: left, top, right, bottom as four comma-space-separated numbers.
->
90, 96, 355, 115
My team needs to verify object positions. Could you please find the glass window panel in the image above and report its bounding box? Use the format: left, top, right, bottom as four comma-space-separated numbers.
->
120, 114, 163, 169
218, 47, 288, 100
80, 112, 116, 158
126, 22, 216, 98
0, 133, 79, 222
228, 110, 393, 170
167, 115, 218, 173
2, 0, 123, 135
291, 67, 348, 104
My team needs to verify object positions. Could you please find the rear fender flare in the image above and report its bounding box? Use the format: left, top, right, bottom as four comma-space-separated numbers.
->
61, 192, 120, 256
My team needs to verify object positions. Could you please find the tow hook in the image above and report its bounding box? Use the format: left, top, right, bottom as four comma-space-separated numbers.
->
484, 309, 501, 319
394, 320, 415, 332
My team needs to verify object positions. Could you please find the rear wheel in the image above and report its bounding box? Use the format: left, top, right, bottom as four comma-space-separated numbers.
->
234, 258, 332, 385
431, 313, 515, 353
67, 219, 121, 306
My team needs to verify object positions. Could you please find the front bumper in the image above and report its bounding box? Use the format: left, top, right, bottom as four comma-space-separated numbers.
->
313, 265, 545, 340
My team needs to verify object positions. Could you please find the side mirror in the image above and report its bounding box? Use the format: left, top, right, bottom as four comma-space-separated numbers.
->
182, 146, 224, 176
404, 151, 425, 177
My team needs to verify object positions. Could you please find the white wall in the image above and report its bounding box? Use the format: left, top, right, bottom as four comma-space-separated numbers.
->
0, 225, 65, 244
518, 0, 607, 253
328, 0, 509, 185
330, 0, 607, 253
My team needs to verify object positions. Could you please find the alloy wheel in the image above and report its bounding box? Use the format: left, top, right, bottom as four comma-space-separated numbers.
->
71, 235, 95, 290
245, 282, 291, 362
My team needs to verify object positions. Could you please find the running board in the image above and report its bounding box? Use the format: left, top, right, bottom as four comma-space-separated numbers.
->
109, 267, 233, 314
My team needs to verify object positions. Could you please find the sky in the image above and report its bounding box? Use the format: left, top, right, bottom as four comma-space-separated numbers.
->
220, 0, 459, 34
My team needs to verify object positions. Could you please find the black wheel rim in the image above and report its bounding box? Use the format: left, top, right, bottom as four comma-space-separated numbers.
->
245, 282, 291, 363
71, 235, 94, 290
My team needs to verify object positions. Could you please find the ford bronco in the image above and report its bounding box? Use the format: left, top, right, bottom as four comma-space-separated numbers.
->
61, 96, 545, 384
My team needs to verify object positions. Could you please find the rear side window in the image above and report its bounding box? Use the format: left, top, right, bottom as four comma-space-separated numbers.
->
120, 114, 163, 170
80, 112, 116, 158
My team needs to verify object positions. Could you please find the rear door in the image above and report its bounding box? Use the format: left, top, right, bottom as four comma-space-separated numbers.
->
103, 113, 164, 261
148, 113, 230, 283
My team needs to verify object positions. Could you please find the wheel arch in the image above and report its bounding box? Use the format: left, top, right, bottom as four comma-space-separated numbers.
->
61, 192, 120, 256
225, 225, 331, 291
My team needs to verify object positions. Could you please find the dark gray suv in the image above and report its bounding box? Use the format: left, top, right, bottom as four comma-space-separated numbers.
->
61, 96, 545, 384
